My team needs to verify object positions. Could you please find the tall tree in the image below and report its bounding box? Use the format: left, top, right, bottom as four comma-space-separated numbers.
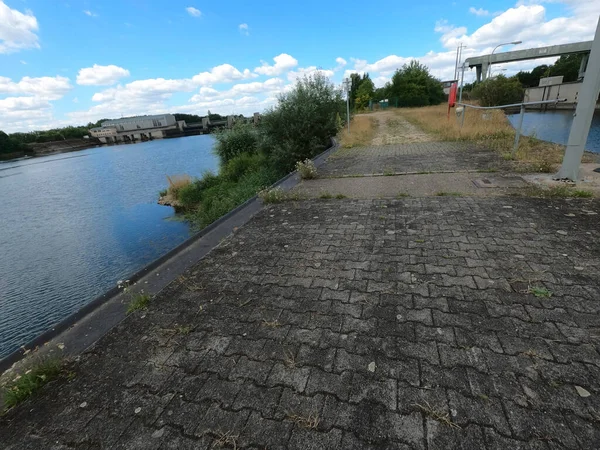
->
388, 61, 444, 107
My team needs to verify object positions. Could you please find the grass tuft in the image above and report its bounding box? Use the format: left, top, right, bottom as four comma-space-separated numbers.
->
528, 286, 552, 298
2, 359, 64, 411
413, 401, 461, 429
127, 293, 151, 314
286, 412, 320, 429
212, 430, 239, 449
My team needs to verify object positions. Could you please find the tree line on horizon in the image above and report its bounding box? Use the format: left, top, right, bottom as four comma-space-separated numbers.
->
347, 61, 445, 111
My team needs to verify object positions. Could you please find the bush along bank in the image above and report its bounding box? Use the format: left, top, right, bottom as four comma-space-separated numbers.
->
160, 73, 344, 228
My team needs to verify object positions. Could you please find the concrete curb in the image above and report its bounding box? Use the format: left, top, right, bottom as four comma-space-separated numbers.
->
0, 139, 339, 375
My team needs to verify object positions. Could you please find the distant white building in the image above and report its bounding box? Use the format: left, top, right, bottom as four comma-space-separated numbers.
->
90, 114, 184, 143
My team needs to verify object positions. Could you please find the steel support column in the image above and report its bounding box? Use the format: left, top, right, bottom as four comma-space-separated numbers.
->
556, 18, 600, 181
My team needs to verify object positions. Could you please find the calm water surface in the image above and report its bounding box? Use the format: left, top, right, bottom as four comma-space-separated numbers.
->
0, 135, 218, 359
507, 109, 600, 153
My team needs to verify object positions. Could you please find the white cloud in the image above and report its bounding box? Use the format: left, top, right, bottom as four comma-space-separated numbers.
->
77, 64, 130, 86
469, 7, 490, 16
20, 60, 26, 65
255, 53, 298, 76
439, 4, 599, 51
0, 1, 39, 54
239, 23, 249, 36
334, 57, 347, 71
192, 63, 255, 85
0, 76, 72, 100
186, 7, 201, 17
73, 97, 79, 103
83, 10, 97, 17
287, 67, 334, 82
189, 77, 286, 103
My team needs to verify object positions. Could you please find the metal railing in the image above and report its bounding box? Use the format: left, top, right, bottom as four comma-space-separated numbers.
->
455, 98, 567, 157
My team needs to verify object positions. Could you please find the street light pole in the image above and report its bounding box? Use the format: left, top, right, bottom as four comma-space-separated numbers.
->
454, 43, 466, 81
487, 40, 522, 79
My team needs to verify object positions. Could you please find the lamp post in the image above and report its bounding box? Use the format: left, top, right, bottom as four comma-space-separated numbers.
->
343, 77, 351, 134
487, 40, 521, 79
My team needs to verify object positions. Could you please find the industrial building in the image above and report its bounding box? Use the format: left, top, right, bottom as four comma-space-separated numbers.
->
90, 114, 185, 143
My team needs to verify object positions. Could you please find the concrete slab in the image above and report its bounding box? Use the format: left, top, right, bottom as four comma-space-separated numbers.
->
294, 173, 525, 198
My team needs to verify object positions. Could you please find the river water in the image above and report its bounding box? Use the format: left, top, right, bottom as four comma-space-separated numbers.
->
507, 109, 600, 153
0, 135, 218, 359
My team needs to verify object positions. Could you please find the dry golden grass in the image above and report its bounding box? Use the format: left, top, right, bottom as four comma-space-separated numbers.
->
397, 104, 593, 172
338, 115, 377, 148
166, 174, 192, 198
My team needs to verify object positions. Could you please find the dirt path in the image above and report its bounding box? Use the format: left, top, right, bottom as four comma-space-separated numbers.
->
370, 110, 435, 146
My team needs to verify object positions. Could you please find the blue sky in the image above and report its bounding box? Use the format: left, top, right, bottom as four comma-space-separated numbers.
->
0, 0, 598, 132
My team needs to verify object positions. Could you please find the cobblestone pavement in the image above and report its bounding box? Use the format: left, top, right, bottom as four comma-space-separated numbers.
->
2, 197, 600, 449
322, 142, 511, 178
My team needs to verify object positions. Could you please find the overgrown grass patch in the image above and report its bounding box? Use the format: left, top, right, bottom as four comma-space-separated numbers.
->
338, 115, 377, 148
397, 104, 594, 170
2, 359, 64, 412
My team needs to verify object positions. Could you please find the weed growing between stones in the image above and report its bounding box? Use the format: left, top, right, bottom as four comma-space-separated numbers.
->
413, 401, 461, 429
515, 185, 594, 199
258, 187, 299, 204
286, 411, 320, 429
296, 159, 318, 180
127, 293, 151, 313
2, 359, 65, 412
528, 286, 552, 298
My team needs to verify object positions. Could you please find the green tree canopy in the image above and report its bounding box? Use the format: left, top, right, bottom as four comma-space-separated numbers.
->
260, 72, 344, 172
388, 61, 444, 107
354, 77, 375, 110
472, 75, 524, 106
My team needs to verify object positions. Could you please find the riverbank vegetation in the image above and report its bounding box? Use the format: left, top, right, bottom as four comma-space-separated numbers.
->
0, 131, 28, 158
163, 73, 343, 228
398, 104, 594, 172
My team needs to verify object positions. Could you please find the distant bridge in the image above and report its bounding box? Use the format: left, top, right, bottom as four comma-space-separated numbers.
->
465, 41, 592, 82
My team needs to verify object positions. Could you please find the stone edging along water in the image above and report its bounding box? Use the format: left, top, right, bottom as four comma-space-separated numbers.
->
0, 139, 339, 375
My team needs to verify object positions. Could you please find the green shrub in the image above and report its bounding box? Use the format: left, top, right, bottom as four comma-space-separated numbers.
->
472, 75, 524, 107
214, 122, 259, 164
221, 152, 267, 182
260, 72, 344, 173
188, 166, 281, 227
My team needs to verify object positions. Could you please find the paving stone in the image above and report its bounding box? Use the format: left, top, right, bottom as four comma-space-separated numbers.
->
3, 189, 600, 449
288, 427, 343, 450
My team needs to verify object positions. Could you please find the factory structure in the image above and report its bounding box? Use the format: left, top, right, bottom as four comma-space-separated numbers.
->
89, 113, 249, 144
89, 114, 186, 143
